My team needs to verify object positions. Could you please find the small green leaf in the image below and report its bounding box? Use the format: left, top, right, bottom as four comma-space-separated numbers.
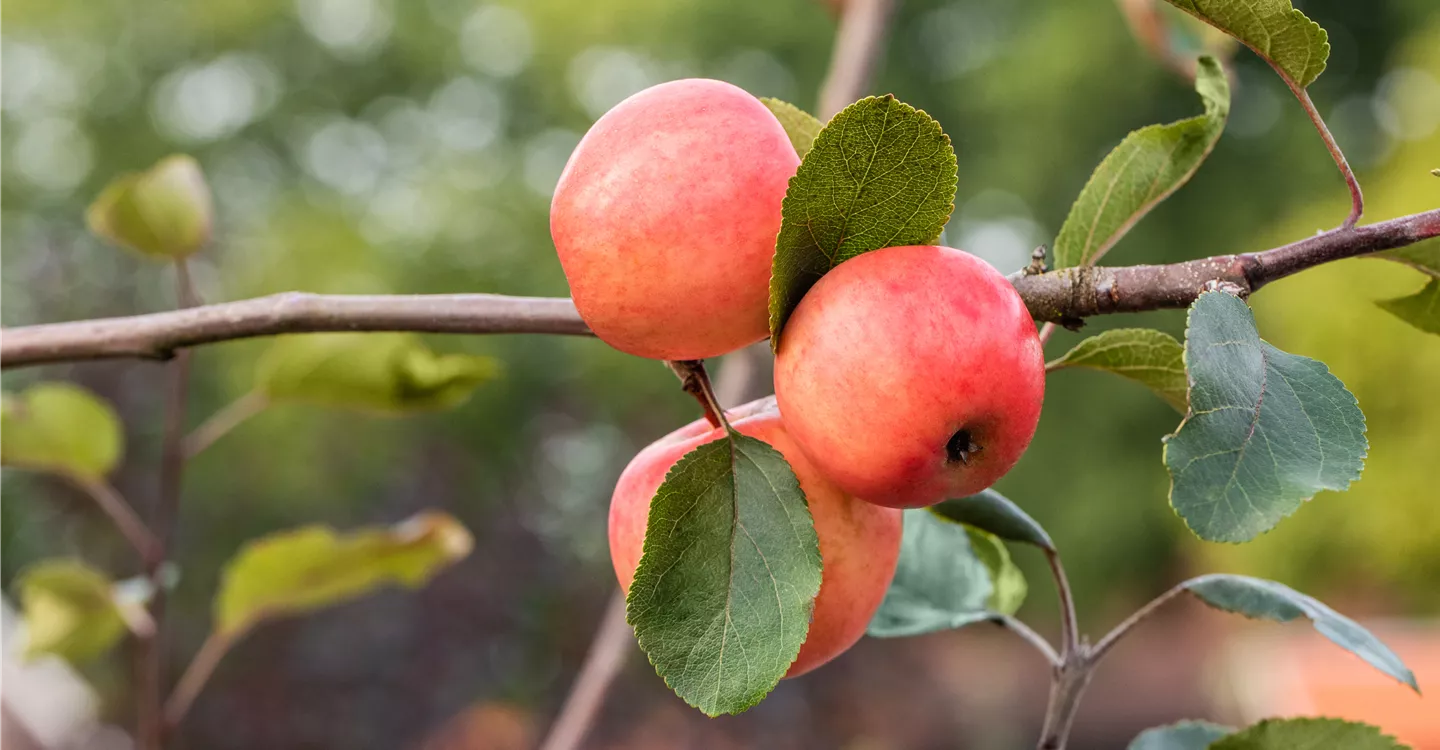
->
1162, 0, 1329, 88
930, 489, 1055, 551
1378, 278, 1440, 335
1210, 717, 1408, 750
626, 431, 822, 716
867, 509, 1025, 638
16, 560, 127, 664
1053, 57, 1229, 268
760, 97, 824, 159
1378, 245, 1440, 275
1128, 720, 1233, 750
1, 383, 123, 480
1048, 328, 1188, 412
1165, 292, 1367, 543
769, 95, 957, 348
1184, 574, 1418, 692
256, 333, 500, 413
86, 154, 213, 259
215, 511, 474, 636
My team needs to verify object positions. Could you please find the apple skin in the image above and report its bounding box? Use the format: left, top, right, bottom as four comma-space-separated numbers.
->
609, 398, 902, 678
774, 245, 1045, 509
550, 79, 800, 360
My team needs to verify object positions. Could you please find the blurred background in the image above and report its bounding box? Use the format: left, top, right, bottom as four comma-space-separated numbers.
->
2, 0, 1438, 747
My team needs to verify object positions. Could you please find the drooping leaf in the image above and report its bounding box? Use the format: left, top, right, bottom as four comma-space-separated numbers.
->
255, 333, 500, 413
1378, 245, 1440, 276
1183, 574, 1418, 692
868, 509, 1025, 638
16, 560, 127, 664
929, 489, 1054, 551
86, 154, 213, 259
1377, 278, 1440, 335
215, 511, 474, 636
769, 95, 957, 348
1165, 292, 1366, 543
1, 383, 123, 480
1048, 328, 1188, 412
1210, 717, 1408, 750
1053, 56, 1229, 268
1162, 0, 1329, 88
626, 431, 822, 716
760, 97, 824, 159
1128, 720, 1233, 750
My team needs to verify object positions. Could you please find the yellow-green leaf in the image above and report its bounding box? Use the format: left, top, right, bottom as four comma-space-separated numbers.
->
759, 97, 824, 159
86, 154, 213, 259
215, 511, 474, 635
1163, 0, 1329, 88
16, 560, 127, 664
255, 333, 500, 413
1378, 278, 1440, 335
1048, 328, 1189, 412
1, 383, 123, 480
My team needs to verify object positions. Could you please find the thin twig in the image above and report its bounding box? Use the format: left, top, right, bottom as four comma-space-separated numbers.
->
817, 0, 897, 118
1089, 582, 1192, 664
1037, 322, 1057, 346
993, 614, 1061, 668
537, 593, 632, 750
68, 475, 162, 567
162, 631, 235, 729
1045, 550, 1080, 660
1035, 548, 1088, 750
664, 360, 725, 428
183, 391, 269, 458
1282, 82, 1364, 228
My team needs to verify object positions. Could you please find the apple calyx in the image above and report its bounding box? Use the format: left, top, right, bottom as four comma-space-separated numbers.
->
946, 428, 983, 465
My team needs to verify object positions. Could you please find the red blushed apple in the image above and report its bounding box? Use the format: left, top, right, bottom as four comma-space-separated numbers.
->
609, 398, 902, 678
550, 79, 800, 360
775, 245, 1045, 509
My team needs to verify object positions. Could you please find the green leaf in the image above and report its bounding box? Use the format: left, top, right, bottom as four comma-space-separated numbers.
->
930, 489, 1055, 551
759, 97, 824, 159
1183, 574, 1418, 692
255, 333, 500, 413
1210, 718, 1408, 750
1053, 56, 1229, 269
1162, 0, 1329, 88
86, 154, 213, 259
1128, 720, 1233, 750
1, 383, 123, 480
867, 509, 1025, 638
1378, 245, 1440, 275
16, 560, 127, 664
626, 431, 822, 716
215, 511, 474, 636
1048, 328, 1188, 412
1165, 292, 1367, 543
768, 95, 957, 348
1378, 278, 1440, 335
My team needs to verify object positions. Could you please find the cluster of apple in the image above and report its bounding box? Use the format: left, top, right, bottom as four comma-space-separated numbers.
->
550, 80, 1045, 676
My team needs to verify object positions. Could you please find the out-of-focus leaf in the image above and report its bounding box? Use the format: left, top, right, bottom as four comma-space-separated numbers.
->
760, 97, 823, 158
769, 95, 956, 348
255, 333, 500, 413
1128, 720, 1233, 750
1162, 0, 1329, 88
868, 510, 996, 638
85, 154, 213, 259
1053, 56, 1229, 268
1183, 574, 1418, 692
1210, 717, 1408, 749
627, 431, 821, 716
1048, 328, 1188, 412
1377, 278, 1440, 335
929, 489, 1054, 551
1165, 292, 1366, 542
215, 511, 474, 636
1, 383, 123, 480
16, 560, 127, 664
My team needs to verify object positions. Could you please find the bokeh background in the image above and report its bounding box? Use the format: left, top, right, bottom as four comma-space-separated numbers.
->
2, 0, 1438, 747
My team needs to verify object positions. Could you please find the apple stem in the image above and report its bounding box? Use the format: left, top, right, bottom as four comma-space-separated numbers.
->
664, 360, 728, 430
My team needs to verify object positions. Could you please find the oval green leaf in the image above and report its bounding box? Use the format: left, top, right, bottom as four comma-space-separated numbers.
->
1378, 278, 1440, 335
769, 95, 957, 348
16, 559, 127, 664
1210, 718, 1409, 750
929, 489, 1055, 551
1184, 574, 1418, 692
1163, 0, 1329, 88
1128, 720, 1233, 750
1, 382, 123, 480
626, 430, 822, 717
216, 511, 474, 636
86, 154, 213, 260
1048, 328, 1188, 412
1053, 56, 1229, 269
1165, 292, 1367, 543
759, 97, 823, 159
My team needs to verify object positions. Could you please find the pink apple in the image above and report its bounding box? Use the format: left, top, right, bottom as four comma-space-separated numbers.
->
775, 245, 1045, 508
551, 79, 800, 360
609, 398, 902, 678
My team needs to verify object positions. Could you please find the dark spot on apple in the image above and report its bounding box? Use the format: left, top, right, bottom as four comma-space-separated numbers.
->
946, 429, 982, 465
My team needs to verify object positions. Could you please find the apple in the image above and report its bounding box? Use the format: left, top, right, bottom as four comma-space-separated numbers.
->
551, 79, 800, 360
774, 245, 1045, 508
609, 397, 902, 678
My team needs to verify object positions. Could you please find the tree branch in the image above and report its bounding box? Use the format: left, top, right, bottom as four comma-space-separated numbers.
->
3, 212, 1435, 371
817, 0, 897, 119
